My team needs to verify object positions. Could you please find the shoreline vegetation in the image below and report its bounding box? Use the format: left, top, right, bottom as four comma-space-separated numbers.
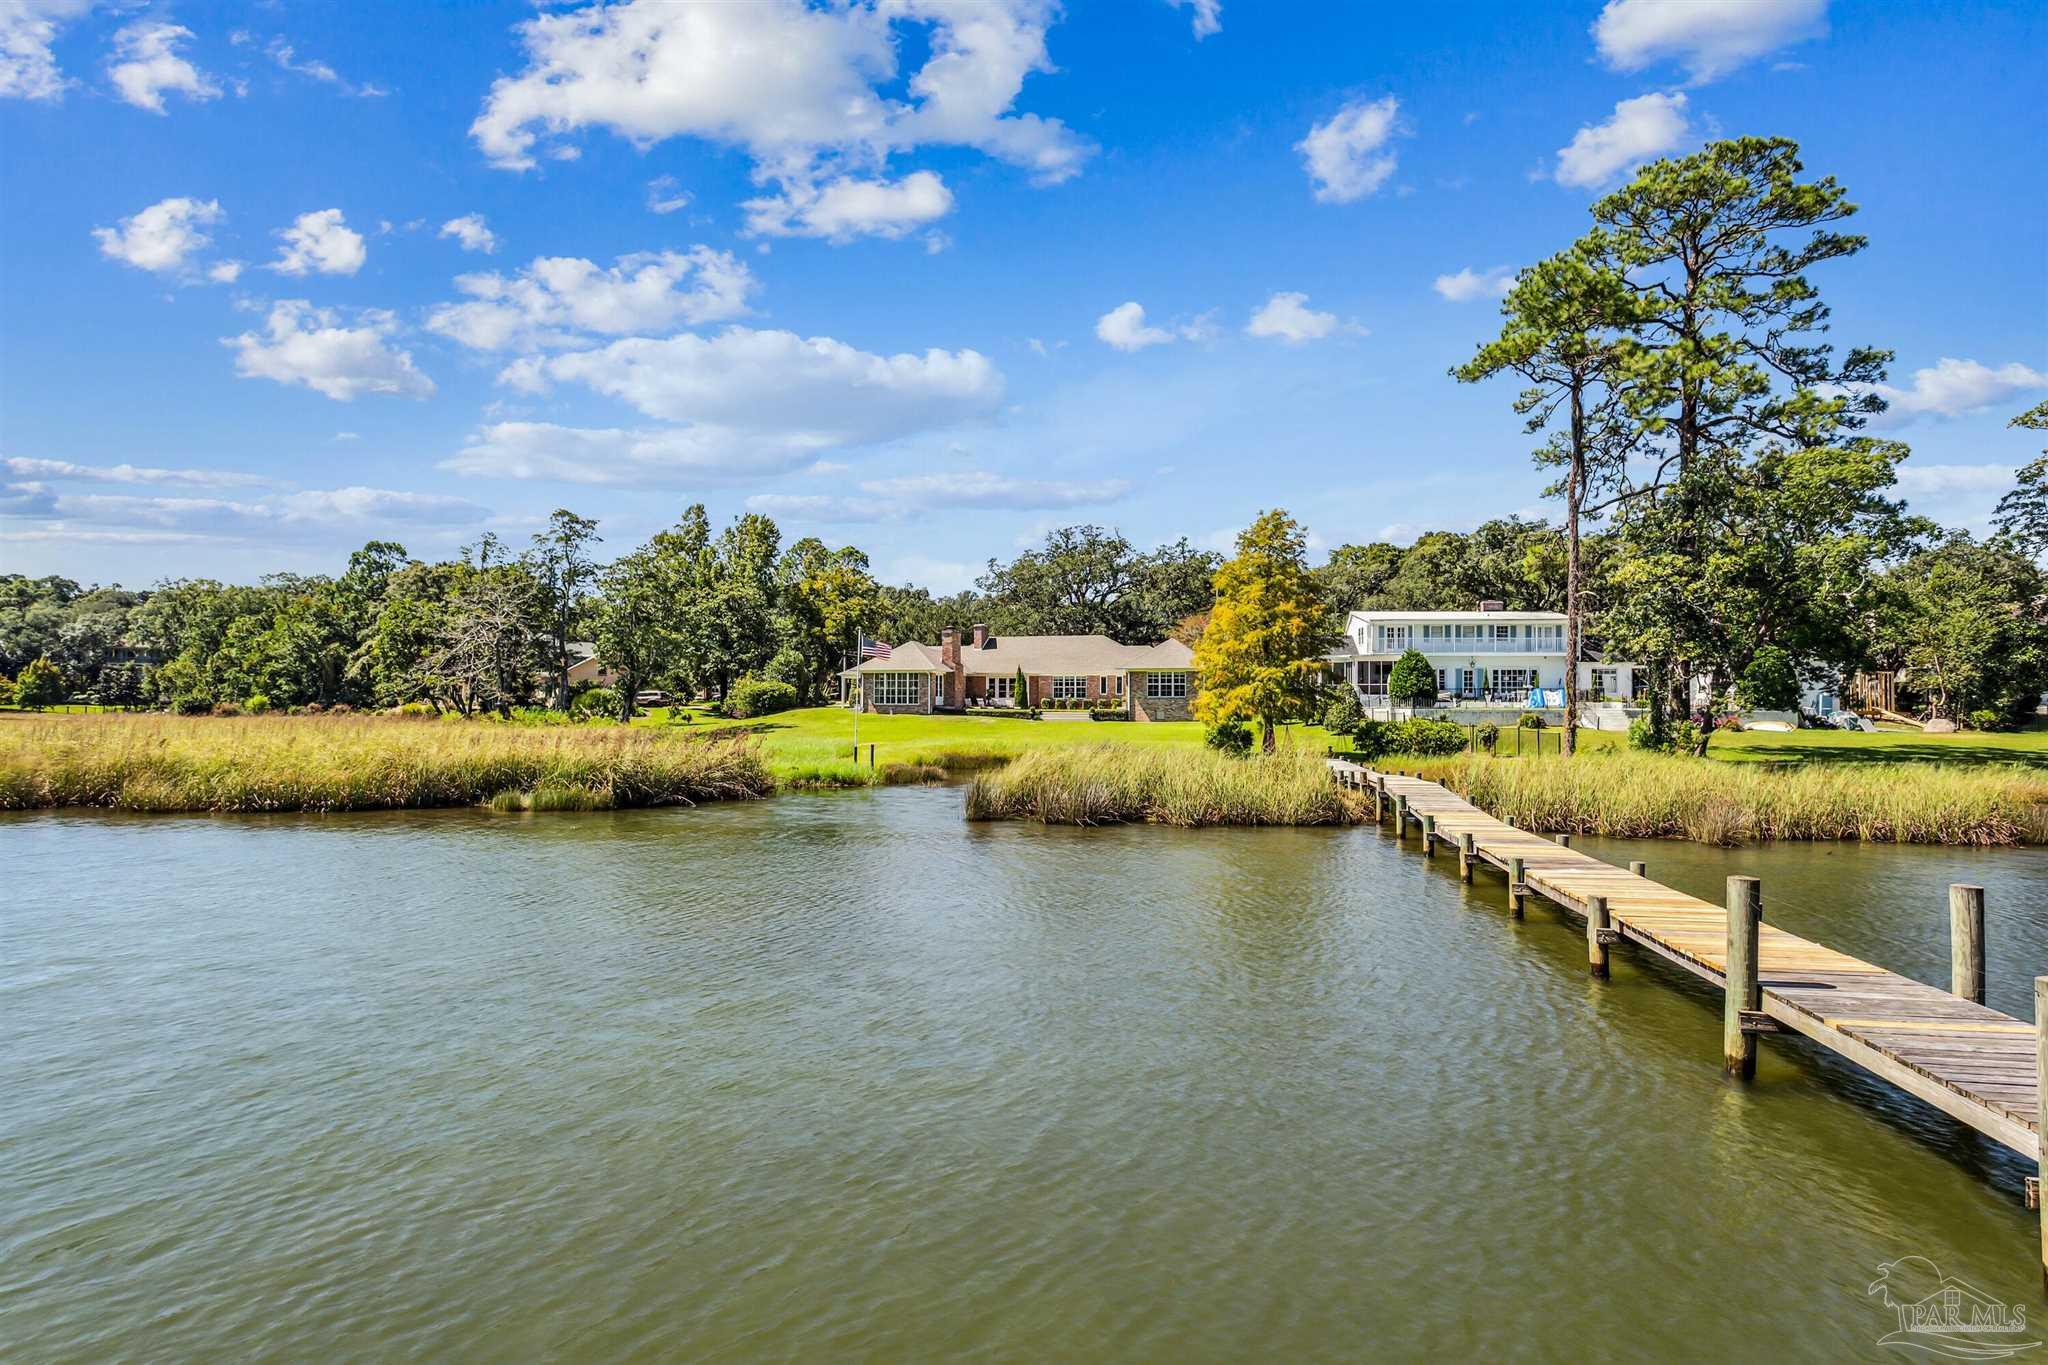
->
1385, 751, 2048, 847
0, 713, 774, 814
966, 745, 1363, 828
3, 711, 2043, 846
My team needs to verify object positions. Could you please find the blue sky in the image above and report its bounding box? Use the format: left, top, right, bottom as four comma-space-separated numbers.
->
3, 0, 2043, 591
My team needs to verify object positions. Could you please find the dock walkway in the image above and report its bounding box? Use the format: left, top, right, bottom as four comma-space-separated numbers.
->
1332, 761, 2039, 1161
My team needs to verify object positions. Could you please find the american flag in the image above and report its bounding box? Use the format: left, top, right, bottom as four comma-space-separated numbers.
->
859, 635, 891, 660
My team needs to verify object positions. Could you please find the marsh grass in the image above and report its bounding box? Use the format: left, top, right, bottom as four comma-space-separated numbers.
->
1393, 750, 2048, 846
0, 713, 773, 813
965, 744, 1364, 827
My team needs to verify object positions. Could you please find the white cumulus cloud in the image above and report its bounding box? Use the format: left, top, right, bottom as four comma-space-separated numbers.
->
226, 301, 436, 402
92, 196, 224, 275
448, 326, 1004, 485
1245, 291, 1347, 343
743, 170, 954, 241
469, 0, 1090, 239
1554, 91, 1689, 189
438, 214, 497, 254
1, 0, 93, 100
106, 21, 221, 114
271, 208, 367, 276
1433, 265, 1516, 302
426, 247, 756, 352
1096, 301, 1172, 351
1860, 358, 2048, 427
1594, 0, 1827, 84
1297, 95, 1403, 203
2, 456, 270, 489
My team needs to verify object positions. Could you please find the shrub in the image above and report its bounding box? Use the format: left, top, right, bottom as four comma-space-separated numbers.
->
244, 694, 272, 715
1385, 717, 1468, 756
727, 677, 798, 719
13, 657, 65, 709
1321, 685, 1363, 733
328, 702, 353, 715
1205, 721, 1253, 756
1387, 649, 1437, 705
572, 687, 622, 721
396, 701, 435, 718
1349, 718, 1390, 760
1627, 715, 1657, 750
173, 696, 211, 716
1518, 712, 1546, 729
211, 701, 243, 717
1475, 721, 1501, 753
1967, 708, 2003, 731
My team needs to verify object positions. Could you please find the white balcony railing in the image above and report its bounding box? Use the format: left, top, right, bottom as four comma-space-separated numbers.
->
1364, 636, 1564, 655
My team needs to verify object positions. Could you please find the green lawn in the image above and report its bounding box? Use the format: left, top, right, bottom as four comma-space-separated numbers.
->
1702, 721, 2048, 769
634, 705, 1347, 785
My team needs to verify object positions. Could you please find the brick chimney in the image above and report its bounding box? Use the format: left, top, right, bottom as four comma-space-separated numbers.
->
1478, 599, 1505, 612
971, 622, 988, 648
941, 626, 961, 708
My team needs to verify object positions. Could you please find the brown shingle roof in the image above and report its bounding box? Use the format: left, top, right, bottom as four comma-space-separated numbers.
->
844, 634, 1193, 676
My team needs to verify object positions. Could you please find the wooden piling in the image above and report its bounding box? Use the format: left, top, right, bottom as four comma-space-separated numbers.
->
1394, 794, 1408, 839
1458, 832, 1474, 882
1422, 814, 1436, 856
2038, 975, 2048, 1295
1724, 876, 1761, 1080
1588, 895, 1610, 978
1629, 860, 1647, 878
1557, 833, 1572, 849
1951, 885, 1985, 1006
1507, 856, 1525, 919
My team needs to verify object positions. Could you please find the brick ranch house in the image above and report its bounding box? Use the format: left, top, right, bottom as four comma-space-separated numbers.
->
840, 625, 1199, 720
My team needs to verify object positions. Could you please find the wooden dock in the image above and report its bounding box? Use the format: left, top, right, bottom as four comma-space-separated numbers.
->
1332, 760, 2045, 1280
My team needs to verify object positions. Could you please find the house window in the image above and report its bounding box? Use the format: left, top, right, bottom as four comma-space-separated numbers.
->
986, 675, 1015, 702
1590, 668, 1617, 699
1052, 676, 1087, 700
1144, 672, 1189, 699
1494, 668, 1534, 691
1382, 625, 1410, 650
871, 673, 922, 706
1493, 624, 1515, 642
1114, 675, 1125, 696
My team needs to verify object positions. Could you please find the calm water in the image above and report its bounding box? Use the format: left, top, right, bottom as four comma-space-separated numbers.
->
5, 791, 2046, 1362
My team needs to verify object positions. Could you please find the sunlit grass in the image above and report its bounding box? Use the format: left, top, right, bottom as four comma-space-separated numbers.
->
965, 744, 1365, 827
0, 712, 773, 813
1383, 749, 2048, 846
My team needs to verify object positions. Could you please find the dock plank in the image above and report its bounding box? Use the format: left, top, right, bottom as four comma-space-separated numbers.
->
1336, 760, 2039, 1160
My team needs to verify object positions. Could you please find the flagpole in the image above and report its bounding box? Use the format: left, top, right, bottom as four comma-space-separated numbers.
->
851, 629, 860, 761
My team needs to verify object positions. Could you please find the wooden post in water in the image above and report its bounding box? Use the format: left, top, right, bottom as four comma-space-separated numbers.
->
1629, 860, 1647, 878
1394, 794, 1408, 839
1950, 885, 1985, 1005
1507, 856, 1525, 919
1724, 876, 1761, 1080
2037, 976, 2048, 1295
1556, 833, 1572, 849
1371, 777, 1383, 822
1588, 895, 1610, 979
1422, 815, 1437, 856
1458, 833, 1474, 882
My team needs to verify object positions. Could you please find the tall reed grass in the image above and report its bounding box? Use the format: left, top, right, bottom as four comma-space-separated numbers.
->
965, 744, 1363, 827
0, 713, 773, 813
1392, 750, 2048, 846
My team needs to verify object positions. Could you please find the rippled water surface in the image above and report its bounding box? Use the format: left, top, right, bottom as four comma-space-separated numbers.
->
5, 790, 2047, 1362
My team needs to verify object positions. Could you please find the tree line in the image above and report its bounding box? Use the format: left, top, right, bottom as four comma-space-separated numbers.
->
0, 515, 1223, 719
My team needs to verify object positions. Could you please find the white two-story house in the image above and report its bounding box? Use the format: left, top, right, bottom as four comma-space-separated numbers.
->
1326, 602, 1639, 711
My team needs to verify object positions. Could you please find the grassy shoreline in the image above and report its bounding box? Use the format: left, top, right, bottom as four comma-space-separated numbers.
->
1381, 750, 2048, 846
965, 745, 1364, 827
0, 713, 773, 814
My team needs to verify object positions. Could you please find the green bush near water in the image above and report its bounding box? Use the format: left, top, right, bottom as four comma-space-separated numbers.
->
727, 678, 799, 718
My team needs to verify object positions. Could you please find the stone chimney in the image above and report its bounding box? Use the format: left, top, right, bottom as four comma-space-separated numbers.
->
941, 627, 962, 707
971, 623, 989, 648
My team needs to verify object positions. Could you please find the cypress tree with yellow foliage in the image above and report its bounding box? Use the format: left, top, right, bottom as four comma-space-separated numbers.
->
1193, 510, 1332, 753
